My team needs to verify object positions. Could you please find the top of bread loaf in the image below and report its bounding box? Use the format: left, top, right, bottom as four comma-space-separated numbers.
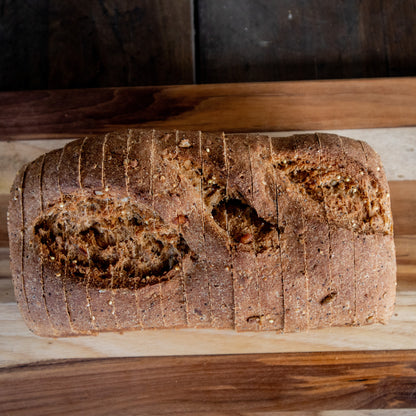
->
8, 130, 396, 337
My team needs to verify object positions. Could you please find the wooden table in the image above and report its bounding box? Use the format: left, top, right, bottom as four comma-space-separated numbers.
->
0, 78, 415, 414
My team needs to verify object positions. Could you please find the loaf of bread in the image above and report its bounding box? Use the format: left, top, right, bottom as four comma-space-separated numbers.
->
8, 129, 396, 337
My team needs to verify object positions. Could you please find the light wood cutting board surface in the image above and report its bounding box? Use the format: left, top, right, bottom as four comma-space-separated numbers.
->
0, 79, 415, 414
0, 128, 415, 368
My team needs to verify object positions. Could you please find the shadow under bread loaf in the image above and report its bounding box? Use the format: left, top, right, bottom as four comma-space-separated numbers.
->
7, 129, 396, 337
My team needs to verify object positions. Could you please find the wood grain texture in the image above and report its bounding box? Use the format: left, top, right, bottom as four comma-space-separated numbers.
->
380, 2, 416, 77
1, 78, 416, 140
390, 181, 416, 236
0, 123, 414, 412
47, 0, 193, 89
0, 0, 193, 91
0, 248, 9, 279
0, 194, 7, 247
0, 0, 49, 91
1, 1, 416, 92
0, 350, 415, 414
196, 0, 416, 83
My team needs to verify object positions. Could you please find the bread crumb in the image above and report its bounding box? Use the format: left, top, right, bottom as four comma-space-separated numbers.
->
183, 159, 192, 170
240, 233, 253, 244
178, 139, 191, 148
174, 214, 188, 225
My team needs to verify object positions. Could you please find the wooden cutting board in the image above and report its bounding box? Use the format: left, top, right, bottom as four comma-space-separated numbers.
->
0, 78, 415, 414
0, 131, 415, 366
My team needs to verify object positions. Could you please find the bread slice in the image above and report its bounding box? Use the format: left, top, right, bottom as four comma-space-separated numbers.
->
8, 130, 396, 337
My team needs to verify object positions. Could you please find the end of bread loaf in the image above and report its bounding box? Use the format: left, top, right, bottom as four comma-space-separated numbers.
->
7, 129, 396, 337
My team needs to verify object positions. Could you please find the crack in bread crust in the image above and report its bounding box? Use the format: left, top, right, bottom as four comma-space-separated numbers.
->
274, 152, 391, 236
34, 194, 190, 290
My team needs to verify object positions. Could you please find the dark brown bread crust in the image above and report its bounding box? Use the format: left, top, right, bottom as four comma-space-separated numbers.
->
271, 136, 309, 332
41, 149, 74, 335
9, 165, 33, 331
59, 138, 96, 334
175, 130, 213, 328
22, 156, 55, 336
316, 133, 355, 327
8, 130, 396, 337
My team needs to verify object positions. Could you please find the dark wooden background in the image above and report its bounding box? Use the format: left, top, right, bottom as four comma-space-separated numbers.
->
1, 0, 416, 90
